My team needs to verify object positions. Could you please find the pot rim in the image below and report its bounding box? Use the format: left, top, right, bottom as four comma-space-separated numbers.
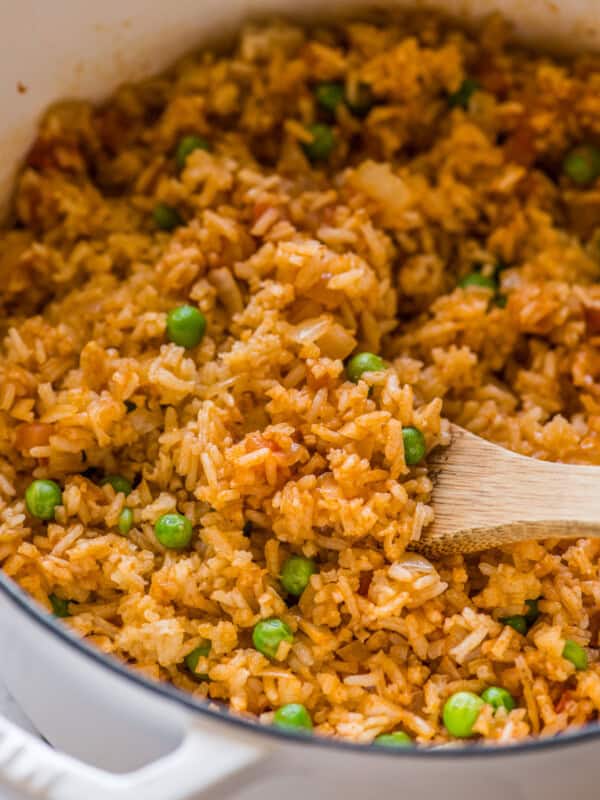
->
1, 570, 599, 759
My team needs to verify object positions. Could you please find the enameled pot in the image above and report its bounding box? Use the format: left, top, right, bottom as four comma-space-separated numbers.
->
0, 2, 599, 798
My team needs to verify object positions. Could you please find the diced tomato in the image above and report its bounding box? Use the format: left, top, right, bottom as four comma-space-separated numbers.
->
504, 125, 537, 168
555, 691, 573, 714
26, 139, 58, 171
14, 423, 53, 451
358, 572, 373, 597
584, 302, 600, 335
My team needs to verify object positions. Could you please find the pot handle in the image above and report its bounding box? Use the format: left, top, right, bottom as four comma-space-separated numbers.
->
0, 711, 268, 800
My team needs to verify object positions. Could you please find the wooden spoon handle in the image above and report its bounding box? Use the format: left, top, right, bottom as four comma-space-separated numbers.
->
416, 424, 600, 557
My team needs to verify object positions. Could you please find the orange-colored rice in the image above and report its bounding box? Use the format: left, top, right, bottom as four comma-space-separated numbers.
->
1, 10, 600, 745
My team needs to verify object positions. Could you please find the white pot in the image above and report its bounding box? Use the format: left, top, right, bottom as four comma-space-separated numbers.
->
0, 2, 599, 798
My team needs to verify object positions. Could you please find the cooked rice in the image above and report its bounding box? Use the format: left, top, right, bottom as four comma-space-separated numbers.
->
1, 9, 600, 745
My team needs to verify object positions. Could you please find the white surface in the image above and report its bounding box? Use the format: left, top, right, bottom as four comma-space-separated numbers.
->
0, 684, 38, 800
0, 707, 265, 800
0, 683, 37, 738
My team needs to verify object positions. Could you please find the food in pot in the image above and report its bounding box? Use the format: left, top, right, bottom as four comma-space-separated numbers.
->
1, 9, 600, 745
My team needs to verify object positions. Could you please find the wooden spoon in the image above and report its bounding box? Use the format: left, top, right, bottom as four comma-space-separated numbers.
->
415, 423, 600, 557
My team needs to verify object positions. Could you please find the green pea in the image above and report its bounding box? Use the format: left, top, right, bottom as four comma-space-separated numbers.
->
118, 507, 133, 536
458, 273, 497, 290
563, 145, 600, 186
346, 352, 385, 383
273, 703, 313, 732
101, 475, 132, 496
315, 82, 345, 113
562, 639, 588, 671
501, 600, 539, 637
184, 642, 211, 681
153, 203, 183, 231
252, 618, 293, 659
525, 598, 540, 626
481, 686, 515, 713
166, 305, 206, 349
154, 513, 193, 549
280, 555, 316, 597
495, 294, 508, 309
302, 124, 335, 162
175, 135, 210, 170
501, 615, 528, 635
374, 731, 413, 747
346, 82, 375, 117
403, 426, 426, 465
443, 691, 484, 738
448, 78, 480, 109
25, 479, 62, 521
49, 594, 70, 618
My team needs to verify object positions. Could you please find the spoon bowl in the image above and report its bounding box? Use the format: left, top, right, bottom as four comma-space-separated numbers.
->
415, 424, 600, 556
